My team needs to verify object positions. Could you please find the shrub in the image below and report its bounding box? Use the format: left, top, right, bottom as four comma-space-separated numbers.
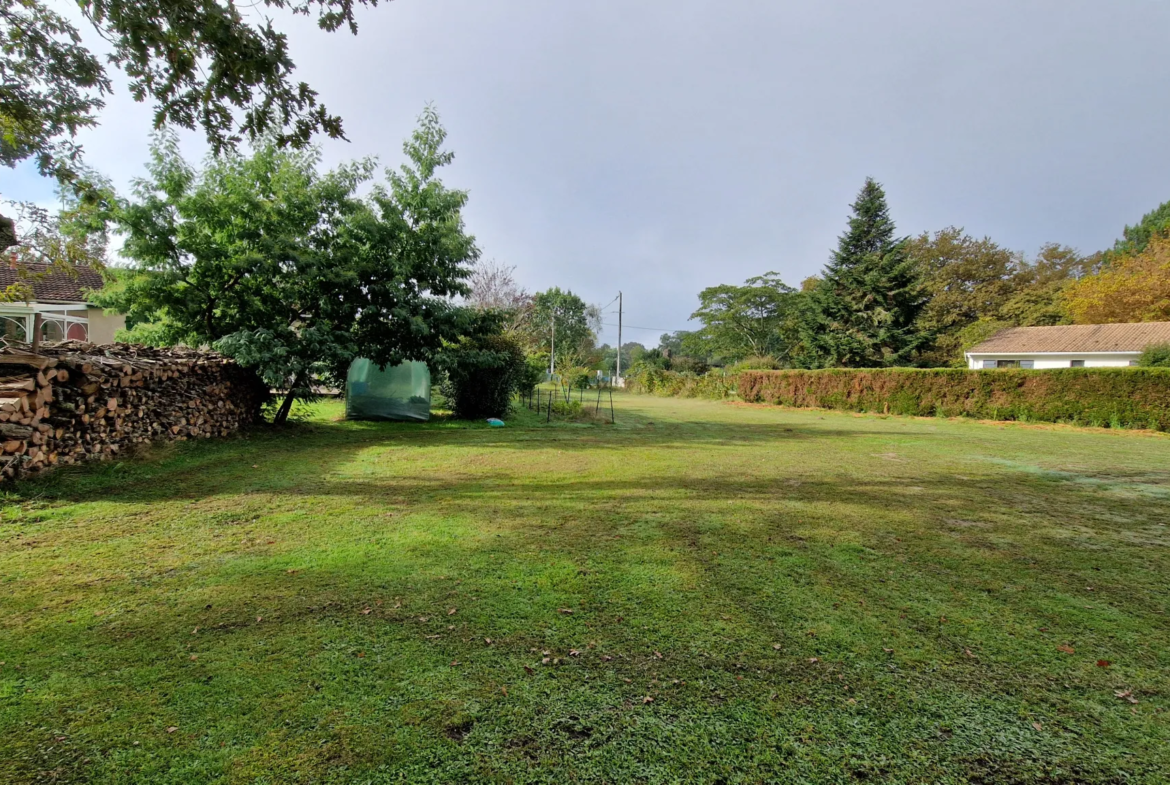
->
737, 368, 1170, 430
440, 333, 527, 419
625, 369, 738, 400
726, 355, 783, 372
1139, 342, 1170, 368
670, 356, 710, 375
517, 356, 546, 395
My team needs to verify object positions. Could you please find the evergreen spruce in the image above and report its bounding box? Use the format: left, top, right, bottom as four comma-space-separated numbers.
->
800, 178, 929, 367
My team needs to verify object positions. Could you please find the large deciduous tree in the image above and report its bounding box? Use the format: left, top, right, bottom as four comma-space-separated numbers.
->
1064, 234, 1170, 324
99, 108, 477, 423
2, 0, 388, 250
689, 273, 801, 363
522, 287, 600, 371
800, 178, 928, 368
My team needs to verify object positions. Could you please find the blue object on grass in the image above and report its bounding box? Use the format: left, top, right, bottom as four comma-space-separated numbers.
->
486, 418, 506, 427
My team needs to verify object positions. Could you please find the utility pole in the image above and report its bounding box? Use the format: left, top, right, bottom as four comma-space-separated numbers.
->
549, 310, 555, 377
616, 291, 623, 381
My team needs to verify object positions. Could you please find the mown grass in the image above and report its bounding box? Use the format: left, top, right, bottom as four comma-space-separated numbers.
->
1, 394, 1168, 784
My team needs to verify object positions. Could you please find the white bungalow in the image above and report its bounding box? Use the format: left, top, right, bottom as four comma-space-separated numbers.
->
965, 322, 1170, 369
0, 263, 125, 345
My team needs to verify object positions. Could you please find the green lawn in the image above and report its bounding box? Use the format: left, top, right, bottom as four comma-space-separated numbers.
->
2, 394, 1168, 784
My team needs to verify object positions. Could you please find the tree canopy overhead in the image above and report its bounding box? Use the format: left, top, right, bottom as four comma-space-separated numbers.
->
2, 0, 388, 249
99, 107, 477, 423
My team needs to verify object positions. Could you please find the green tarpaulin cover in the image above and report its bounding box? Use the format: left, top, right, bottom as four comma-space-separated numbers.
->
345, 358, 431, 422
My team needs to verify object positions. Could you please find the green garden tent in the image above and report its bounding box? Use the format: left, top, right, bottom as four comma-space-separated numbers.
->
345, 358, 431, 422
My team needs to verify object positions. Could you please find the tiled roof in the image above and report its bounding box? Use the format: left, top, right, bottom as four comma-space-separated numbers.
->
968, 323, 1170, 354
0, 263, 105, 303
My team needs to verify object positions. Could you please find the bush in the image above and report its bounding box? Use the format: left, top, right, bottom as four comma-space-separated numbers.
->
737, 368, 1170, 430
517, 356, 546, 395
726, 355, 783, 372
670, 356, 710, 375
625, 368, 738, 400
440, 333, 527, 419
1139, 342, 1170, 368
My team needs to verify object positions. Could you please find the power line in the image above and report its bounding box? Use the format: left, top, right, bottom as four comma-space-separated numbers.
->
601, 322, 692, 334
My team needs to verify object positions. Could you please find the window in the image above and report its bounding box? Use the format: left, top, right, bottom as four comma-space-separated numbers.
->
1070, 360, 1085, 368
982, 360, 997, 369
1129, 361, 1140, 367
996, 360, 1020, 369
1019, 360, 1035, 369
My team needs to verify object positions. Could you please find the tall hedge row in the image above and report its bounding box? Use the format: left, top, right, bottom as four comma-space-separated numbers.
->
624, 369, 737, 400
737, 368, 1170, 430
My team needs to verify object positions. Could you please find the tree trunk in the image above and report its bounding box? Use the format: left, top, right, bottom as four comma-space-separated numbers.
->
272, 371, 306, 425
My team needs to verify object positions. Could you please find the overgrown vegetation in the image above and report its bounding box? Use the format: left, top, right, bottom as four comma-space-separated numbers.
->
738, 367, 1170, 430
2, 395, 1168, 783
439, 331, 527, 420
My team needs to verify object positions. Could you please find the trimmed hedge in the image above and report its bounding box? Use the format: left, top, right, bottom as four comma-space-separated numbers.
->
737, 368, 1170, 430
625, 369, 738, 400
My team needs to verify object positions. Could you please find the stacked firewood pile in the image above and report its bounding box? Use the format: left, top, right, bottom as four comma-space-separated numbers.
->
0, 342, 268, 481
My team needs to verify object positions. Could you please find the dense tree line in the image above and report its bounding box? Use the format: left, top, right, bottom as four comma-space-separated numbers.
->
667, 179, 1170, 371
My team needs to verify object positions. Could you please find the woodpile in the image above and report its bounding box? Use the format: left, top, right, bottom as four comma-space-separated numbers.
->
0, 342, 268, 482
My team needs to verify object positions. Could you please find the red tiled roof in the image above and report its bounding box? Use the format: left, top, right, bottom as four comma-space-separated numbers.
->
968, 323, 1170, 354
0, 263, 105, 303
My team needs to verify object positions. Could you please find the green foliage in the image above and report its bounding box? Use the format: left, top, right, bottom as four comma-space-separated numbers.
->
668, 356, 709, 375
738, 368, 1170, 430
99, 109, 477, 423
1139, 342, 1170, 368
690, 272, 802, 363
726, 355, 782, 372
1112, 198, 1170, 257
439, 332, 526, 420
801, 179, 929, 368
625, 368, 737, 400
114, 320, 172, 347
520, 287, 600, 367
515, 356, 546, 395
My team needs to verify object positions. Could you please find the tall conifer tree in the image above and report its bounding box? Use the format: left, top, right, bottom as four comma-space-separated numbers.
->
800, 178, 928, 367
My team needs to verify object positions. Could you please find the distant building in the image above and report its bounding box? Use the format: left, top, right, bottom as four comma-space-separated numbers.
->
0, 263, 125, 345
965, 323, 1170, 369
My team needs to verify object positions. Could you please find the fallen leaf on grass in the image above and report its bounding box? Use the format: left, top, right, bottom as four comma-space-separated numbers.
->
653, 651, 663, 659
523, 665, 534, 675
166, 727, 178, 734
356, 652, 365, 658
189, 655, 197, 661
448, 608, 457, 616
569, 650, 580, 657
255, 616, 262, 623
450, 660, 460, 667
558, 608, 573, 615
1097, 660, 1112, 668
1032, 722, 1043, 732
642, 696, 654, 704
484, 638, 493, 645
1057, 644, 1075, 654
964, 648, 976, 658
773, 644, 782, 651
541, 657, 550, 665
362, 608, 372, 615
882, 648, 894, 654
1115, 690, 1138, 704
808, 657, 819, 664
501, 686, 508, 696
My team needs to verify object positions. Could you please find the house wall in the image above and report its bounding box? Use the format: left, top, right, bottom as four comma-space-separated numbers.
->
86, 309, 126, 345
966, 352, 1140, 369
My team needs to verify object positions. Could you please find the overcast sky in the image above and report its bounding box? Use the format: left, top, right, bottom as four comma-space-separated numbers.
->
9, 0, 1170, 346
